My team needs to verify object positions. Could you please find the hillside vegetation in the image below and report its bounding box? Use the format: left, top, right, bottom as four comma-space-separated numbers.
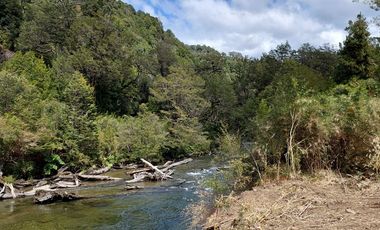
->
0, 0, 380, 185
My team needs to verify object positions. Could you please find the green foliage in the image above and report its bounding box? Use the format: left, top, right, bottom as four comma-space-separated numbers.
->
3, 175, 15, 184
209, 131, 256, 192
150, 65, 211, 158
164, 115, 210, 158
0, 70, 34, 114
120, 110, 168, 162
96, 110, 168, 164
254, 78, 380, 174
0, 0, 23, 49
297, 43, 338, 80
336, 14, 373, 82
43, 154, 64, 175
151, 66, 209, 118
2, 52, 53, 96
1, 0, 380, 183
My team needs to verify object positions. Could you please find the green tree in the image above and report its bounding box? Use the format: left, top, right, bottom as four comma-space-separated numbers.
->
151, 66, 209, 118
296, 43, 338, 80
0, 0, 23, 49
17, 0, 77, 63
336, 14, 373, 82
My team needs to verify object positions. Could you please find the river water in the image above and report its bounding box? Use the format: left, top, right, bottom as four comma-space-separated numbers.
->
0, 157, 217, 230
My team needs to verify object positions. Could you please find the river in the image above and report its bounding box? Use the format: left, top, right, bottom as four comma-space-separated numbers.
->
0, 157, 217, 230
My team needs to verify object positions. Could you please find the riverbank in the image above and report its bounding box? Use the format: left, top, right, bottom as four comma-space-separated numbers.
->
0, 158, 194, 201
0, 156, 216, 229
205, 171, 380, 230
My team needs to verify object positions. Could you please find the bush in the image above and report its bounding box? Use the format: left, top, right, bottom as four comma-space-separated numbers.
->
97, 109, 168, 164
255, 78, 380, 174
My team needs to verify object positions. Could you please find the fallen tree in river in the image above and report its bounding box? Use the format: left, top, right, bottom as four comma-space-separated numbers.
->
78, 174, 122, 181
0, 165, 121, 200
0, 158, 193, 201
126, 158, 193, 183
84, 166, 111, 175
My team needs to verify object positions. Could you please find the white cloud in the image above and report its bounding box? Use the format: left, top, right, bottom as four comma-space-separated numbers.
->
124, 0, 379, 57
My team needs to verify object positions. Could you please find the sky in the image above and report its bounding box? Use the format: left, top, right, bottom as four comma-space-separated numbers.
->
124, 0, 379, 57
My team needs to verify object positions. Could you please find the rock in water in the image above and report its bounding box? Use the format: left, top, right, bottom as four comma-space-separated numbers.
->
34, 190, 82, 204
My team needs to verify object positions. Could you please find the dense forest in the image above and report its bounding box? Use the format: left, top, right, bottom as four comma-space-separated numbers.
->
1, 0, 380, 188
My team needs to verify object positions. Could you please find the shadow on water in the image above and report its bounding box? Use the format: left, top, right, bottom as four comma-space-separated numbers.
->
0, 156, 218, 230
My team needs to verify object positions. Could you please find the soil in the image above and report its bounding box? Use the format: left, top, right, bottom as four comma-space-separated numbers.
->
205, 171, 380, 230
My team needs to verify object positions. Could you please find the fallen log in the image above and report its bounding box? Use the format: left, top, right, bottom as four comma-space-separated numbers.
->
161, 158, 193, 172
4, 183, 16, 199
34, 190, 83, 204
57, 174, 75, 180
78, 174, 122, 181
141, 158, 172, 180
23, 185, 56, 196
162, 161, 173, 168
125, 161, 175, 175
35, 180, 49, 188
85, 166, 111, 175
14, 179, 38, 188
125, 172, 154, 183
0, 193, 24, 199
125, 167, 151, 175
0, 183, 18, 199
54, 180, 80, 188
57, 166, 69, 175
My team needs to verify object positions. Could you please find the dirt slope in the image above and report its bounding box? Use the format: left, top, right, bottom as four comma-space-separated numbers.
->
205, 171, 380, 230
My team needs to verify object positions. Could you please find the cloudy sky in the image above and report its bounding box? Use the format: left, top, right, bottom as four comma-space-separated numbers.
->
124, 0, 379, 57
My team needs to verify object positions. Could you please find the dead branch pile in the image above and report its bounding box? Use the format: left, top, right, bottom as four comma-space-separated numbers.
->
126, 158, 193, 183
0, 165, 121, 201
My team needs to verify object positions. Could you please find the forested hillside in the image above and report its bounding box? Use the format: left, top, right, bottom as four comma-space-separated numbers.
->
1, 0, 380, 185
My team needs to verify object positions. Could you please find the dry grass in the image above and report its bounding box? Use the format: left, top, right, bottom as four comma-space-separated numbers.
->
205, 170, 380, 230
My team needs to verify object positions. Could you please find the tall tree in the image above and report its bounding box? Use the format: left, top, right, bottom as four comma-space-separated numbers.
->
0, 0, 24, 49
336, 14, 373, 82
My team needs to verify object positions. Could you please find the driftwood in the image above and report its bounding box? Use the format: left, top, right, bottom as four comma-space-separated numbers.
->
14, 179, 38, 188
141, 158, 173, 180
34, 190, 83, 204
161, 158, 193, 172
114, 163, 140, 170
0, 164, 120, 200
23, 185, 56, 196
78, 174, 122, 181
85, 166, 111, 175
0, 183, 56, 199
162, 161, 173, 168
57, 174, 75, 180
35, 180, 49, 188
54, 179, 80, 188
125, 172, 154, 183
57, 166, 69, 175
125, 161, 175, 175
125, 158, 190, 183
125, 167, 152, 175
0, 158, 194, 200
0, 183, 16, 199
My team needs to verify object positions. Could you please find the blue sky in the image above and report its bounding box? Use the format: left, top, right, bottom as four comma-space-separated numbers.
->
124, 0, 379, 57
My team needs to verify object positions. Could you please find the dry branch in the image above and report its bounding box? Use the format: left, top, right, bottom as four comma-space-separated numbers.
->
85, 166, 111, 175
78, 174, 122, 181
125, 172, 154, 183
141, 158, 173, 179
161, 158, 193, 172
